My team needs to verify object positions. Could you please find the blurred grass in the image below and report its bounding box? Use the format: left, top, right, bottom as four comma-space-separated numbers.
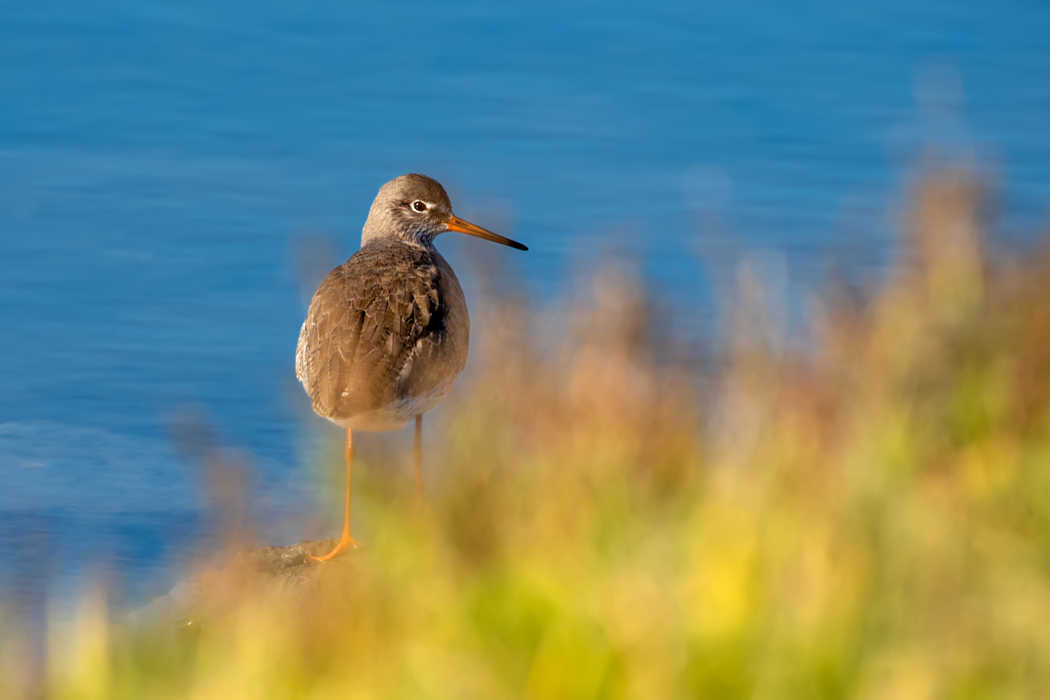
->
7, 170, 1050, 698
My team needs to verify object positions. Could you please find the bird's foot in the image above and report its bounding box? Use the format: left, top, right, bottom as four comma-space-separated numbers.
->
308, 534, 357, 562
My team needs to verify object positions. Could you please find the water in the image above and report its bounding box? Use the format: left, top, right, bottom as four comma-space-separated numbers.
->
2, 0, 1050, 610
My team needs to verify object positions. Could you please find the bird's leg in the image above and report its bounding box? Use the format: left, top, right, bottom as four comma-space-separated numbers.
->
413, 414, 424, 506
310, 428, 357, 561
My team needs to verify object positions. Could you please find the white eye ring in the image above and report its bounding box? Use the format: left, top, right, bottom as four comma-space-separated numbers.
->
411, 200, 428, 213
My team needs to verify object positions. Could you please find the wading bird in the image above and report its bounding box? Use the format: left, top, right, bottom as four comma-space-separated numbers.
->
296, 174, 527, 560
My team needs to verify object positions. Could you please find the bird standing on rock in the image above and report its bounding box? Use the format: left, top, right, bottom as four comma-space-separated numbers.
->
296, 174, 527, 561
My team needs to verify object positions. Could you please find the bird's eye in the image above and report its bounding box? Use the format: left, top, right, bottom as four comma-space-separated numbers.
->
412, 200, 427, 213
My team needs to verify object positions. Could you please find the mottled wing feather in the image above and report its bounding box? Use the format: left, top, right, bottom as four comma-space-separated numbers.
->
296, 242, 466, 423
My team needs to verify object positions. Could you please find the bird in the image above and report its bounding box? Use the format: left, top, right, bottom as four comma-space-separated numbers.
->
296, 173, 527, 561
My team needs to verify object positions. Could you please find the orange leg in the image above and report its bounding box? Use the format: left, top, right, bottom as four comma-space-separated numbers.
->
310, 428, 357, 561
412, 414, 424, 506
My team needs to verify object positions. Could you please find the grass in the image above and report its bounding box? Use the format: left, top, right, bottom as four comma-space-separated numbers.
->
6, 170, 1050, 698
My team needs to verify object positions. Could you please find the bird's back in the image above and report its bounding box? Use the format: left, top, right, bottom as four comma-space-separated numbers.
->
296, 240, 469, 431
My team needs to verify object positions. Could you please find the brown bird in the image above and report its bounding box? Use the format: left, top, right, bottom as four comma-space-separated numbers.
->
296, 174, 527, 560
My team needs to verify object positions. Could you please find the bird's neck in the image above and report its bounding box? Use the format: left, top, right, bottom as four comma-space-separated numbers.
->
359, 230, 435, 252
361, 218, 435, 250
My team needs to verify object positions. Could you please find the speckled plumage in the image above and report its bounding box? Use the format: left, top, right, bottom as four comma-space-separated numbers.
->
296, 238, 468, 431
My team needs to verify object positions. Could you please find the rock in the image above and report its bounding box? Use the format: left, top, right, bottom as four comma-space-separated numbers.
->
129, 538, 345, 629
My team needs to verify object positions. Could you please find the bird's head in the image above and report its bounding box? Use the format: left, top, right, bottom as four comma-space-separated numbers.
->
361, 173, 528, 251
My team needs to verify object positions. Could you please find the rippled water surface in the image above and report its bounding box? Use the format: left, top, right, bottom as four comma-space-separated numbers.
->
3, 0, 1050, 608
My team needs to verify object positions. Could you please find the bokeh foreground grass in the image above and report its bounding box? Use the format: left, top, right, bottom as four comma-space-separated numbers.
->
8, 171, 1050, 698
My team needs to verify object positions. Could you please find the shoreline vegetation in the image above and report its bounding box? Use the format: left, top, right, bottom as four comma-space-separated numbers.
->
7, 169, 1050, 698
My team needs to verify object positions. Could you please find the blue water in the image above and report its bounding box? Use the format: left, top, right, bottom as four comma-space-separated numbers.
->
3, 0, 1050, 609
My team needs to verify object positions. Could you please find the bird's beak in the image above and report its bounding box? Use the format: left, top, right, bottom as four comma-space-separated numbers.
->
445, 215, 528, 251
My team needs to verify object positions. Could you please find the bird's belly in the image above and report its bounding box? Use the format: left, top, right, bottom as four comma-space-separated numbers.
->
330, 380, 455, 432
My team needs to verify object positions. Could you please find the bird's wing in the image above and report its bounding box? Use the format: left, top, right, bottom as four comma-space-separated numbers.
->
296, 244, 454, 421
